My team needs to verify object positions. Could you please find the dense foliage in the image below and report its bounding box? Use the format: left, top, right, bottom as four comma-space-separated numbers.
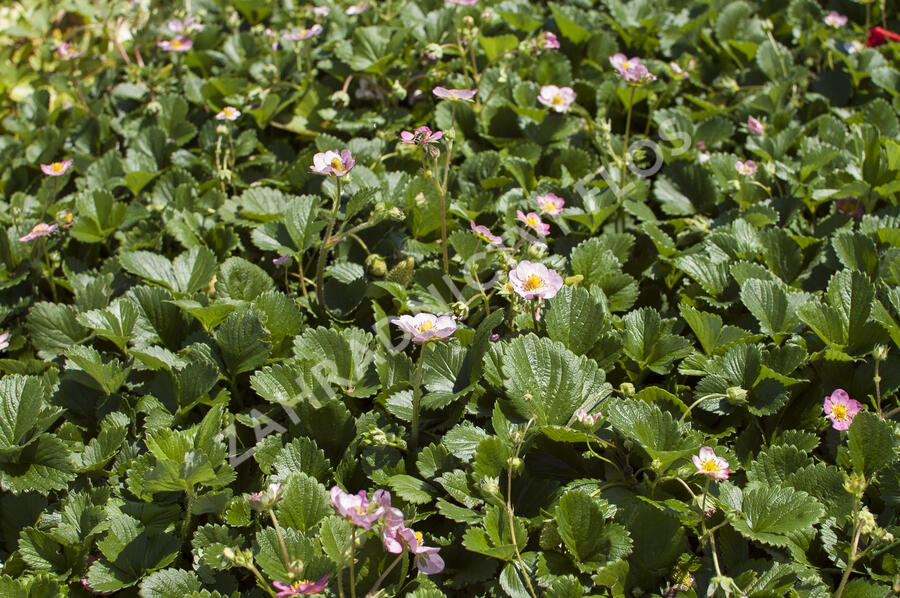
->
2, 0, 900, 596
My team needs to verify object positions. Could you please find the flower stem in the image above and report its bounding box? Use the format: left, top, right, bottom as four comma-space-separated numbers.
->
677, 393, 727, 425
410, 343, 429, 461
316, 177, 342, 318
349, 527, 358, 598
269, 511, 292, 571
875, 352, 884, 418
506, 433, 539, 598
439, 103, 457, 275
246, 562, 278, 597
834, 515, 864, 598
364, 553, 404, 598
618, 86, 636, 234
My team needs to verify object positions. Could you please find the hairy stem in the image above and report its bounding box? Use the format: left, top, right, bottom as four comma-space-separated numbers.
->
364, 553, 404, 598
410, 343, 428, 460
316, 177, 342, 318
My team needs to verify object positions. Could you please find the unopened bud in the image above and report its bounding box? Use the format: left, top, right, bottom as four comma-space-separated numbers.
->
249, 482, 284, 511
844, 472, 867, 497
365, 254, 387, 277
527, 242, 547, 259
387, 206, 405, 221
860, 508, 877, 535
462, 15, 475, 27
451, 301, 469, 320
564, 274, 583, 286
875, 345, 889, 360
726, 386, 748, 404
330, 90, 350, 107
216, 124, 229, 136
223, 547, 237, 560
508, 456, 524, 474
482, 476, 500, 496
619, 382, 635, 397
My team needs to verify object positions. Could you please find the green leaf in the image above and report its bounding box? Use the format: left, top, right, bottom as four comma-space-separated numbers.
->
139, 569, 201, 598
549, 2, 591, 43
605, 399, 701, 471
848, 411, 896, 479
88, 514, 179, 592
544, 286, 607, 355
746, 445, 813, 487
679, 304, 751, 355
740, 279, 803, 340
729, 486, 824, 547
26, 302, 90, 354
70, 189, 128, 243
274, 473, 331, 531
214, 309, 271, 376
272, 437, 330, 482
501, 334, 609, 426
284, 194, 325, 252
478, 34, 519, 62
462, 505, 526, 561
387, 474, 437, 504
120, 247, 217, 296
73, 411, 129, 472
556, 490, 631, 573
0, 374, 44, 449
64, 345, 131, 395
214, 257, 274, 301
0, 434, 75, 494
76, 299, 140, 352
622, 307, 692, 374
832, 232, 879, 277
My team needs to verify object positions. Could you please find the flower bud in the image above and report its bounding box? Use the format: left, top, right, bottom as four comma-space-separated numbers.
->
288, 560, 305, 578
564, 274, 583, 287
366, 254, 387, 277
527, 242, 547, 260
482, 476, 500, 497
223, 547, 236, 560
843, 472, 867, 498
391, 79, 407, 101
451, 301, 469, 320
859, 508, 877, 535
423, 43, 443, 61
330, 90, 350, 107
508, 456, 524, 474
875, 345, 889, 360
216, 124, 229, 136
619, 382, 635, 397
249, 482, 283, 511
387, 206, 405, 221
726, 386, 748, 405
462, 15, 475, 27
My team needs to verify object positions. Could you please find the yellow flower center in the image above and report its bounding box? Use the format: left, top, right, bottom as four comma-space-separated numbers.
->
416, 321, 434, 333
353, 506, 363, 514
300, 28, 309, 35
172, 40, 185, 49
621, 60, 632, 69
542, 202, 556, 212
415, 531, 423, 544
832, 404, 848, 420
551, 94, 564, 106
523, 274, 544, 291
701, 459, 719, 473
291, 580, 312, 589
526, 216, 538, 226
52, 163, 64, 173
330, 158, 344, 173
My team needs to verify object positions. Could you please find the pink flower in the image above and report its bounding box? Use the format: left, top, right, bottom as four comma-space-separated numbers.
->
0, 332, 9, 352
249, 482, 283, 510
157, 36, 193, 52
470, 221, 503, 246
574, 409, 601, 426
285, 24, 323, 41
541, 31, 560, 49
537, 85, 576, 113
216, 106, 241, 121
311, 150, 355, 177
272, 575, 330, 596
823, 389, 862, 431
516, 210, 550, 237
432, 86, 478, 101
747, 116, 765, 135
508, 260, 564, 300
446, 0, 478, 4
312, 6, 330, 17
19, 223, 59, 242
399, 528, 445, 574
735, 160, 757, 176
391, 313, 458, 343
836, 198, 864, 218
56, 43, 83, 59
168, 17, 203, 33
330, 486, 384, 529
40, 160, 73, 176
825, 11, 848, 28
692, 447, 729, 480
610, 53, 657, 85
400, 126, 443, 145
669, 62, 688, 80
345, 1, 368, 15
535, 193, 564, 216
273, 255, 292, 266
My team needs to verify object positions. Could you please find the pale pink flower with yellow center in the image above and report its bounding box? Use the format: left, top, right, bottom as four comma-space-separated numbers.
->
311, 150, 355, 177
516, 210, 550, 237
0, 332, 9, 352
168, 17, 203, 34
330, 486, 384, 529
542, 31, 560, 49
56, 43, 82, 59
508, 260, 563, 300
747, 116, 765, 135
19, 223, 59, 242
537, 85, 576, 113
735, 160, 757, 176
345, 1, 368, 15
692, 446, 729, 480
272, 575, 330, 596
41, 160, 73, 176
216, 106, 241, 121
157, 36, 193, 52
825, 11, 848, 28
391, 313, 458, 343
610, 53, 656, 85
470, 221, 503, 246
400, 126, 443, 144
285, 24, 323, 41
432, 86, 478, 101
536, 193, 564, 216
574, 409, 601, 426
446, 0, 478, 4
823, 389, 862, 431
